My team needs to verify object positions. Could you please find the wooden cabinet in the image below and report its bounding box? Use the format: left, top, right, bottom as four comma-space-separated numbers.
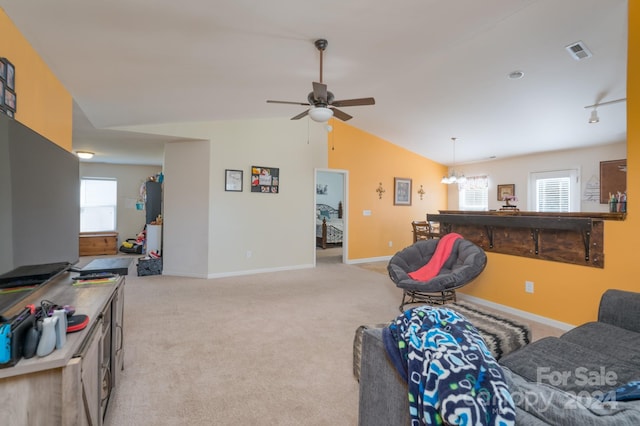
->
0, 275, 125, 425
79, 232, 119, 256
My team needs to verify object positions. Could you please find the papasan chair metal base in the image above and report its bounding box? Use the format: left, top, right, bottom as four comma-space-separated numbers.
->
388, 236, 487, 312
398, 289, 457, 312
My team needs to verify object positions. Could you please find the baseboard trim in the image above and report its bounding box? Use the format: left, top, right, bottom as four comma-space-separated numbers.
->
205, 263, 314, 279
161, 270, 208, 279
346, 255, 392, 265
457, 293, 575, 331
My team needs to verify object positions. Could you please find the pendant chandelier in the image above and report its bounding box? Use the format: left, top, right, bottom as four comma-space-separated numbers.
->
441, 137, 466, 185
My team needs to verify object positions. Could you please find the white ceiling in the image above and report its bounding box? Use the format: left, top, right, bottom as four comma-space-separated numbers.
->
0, 0, 628, 166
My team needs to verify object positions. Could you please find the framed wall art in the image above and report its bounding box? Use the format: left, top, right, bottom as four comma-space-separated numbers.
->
5, 60, 15, 91
394, 177, 412, 206
4, 89, 16, 112
225, 169, 243, 192
599, 159, 626, 203
497, 184, 515, 201
251, 166, 279, 193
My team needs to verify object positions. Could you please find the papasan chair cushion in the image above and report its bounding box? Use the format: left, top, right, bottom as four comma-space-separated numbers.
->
388, 233, 487, 311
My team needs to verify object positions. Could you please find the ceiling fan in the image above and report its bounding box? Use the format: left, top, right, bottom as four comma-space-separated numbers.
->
266, 39, 375, 122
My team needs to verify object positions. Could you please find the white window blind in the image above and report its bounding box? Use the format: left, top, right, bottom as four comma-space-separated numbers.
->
459, 175, 488, 211
80, 178, 117, 232
529, 169, 579, 212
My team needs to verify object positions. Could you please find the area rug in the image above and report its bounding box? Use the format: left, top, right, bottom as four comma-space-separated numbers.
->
449, 300, 531, 359
352, 300, 531, 381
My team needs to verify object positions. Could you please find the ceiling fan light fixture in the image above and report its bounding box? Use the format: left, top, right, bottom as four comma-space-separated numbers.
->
588, 109, 600, 124
309, 106, 333, 122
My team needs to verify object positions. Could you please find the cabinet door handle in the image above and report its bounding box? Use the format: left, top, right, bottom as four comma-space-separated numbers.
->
116, 324, 124, 351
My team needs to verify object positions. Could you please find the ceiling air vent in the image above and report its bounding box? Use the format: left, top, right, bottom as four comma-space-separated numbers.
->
565, 41, 592, 61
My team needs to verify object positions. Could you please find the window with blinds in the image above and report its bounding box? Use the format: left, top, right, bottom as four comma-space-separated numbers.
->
80, 178, 118, 232
459, 175, 488, 211
529, 169, 580, 212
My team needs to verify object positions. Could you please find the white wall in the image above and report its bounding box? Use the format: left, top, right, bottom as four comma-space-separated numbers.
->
449, 142, 626, 212
79, 163, 163, 245
122, 118, 328, 277
162, 140, 210, 277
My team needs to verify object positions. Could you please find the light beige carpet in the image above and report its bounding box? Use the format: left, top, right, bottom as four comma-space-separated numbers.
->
102, 258, 401, 426
96, 254, 563, 425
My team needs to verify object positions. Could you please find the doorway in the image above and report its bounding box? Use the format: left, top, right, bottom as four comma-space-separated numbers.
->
315, 169, 348, 265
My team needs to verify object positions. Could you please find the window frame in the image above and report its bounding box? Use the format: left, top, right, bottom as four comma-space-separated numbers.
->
80, 177, 118, 232
528, 168, 580, 212
458, 175, 489, 211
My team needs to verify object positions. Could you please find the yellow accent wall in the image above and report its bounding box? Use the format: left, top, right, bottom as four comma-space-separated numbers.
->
0, 9, 72, 150
458, 2, 638, 326
331, 3, 637, 327
328, 119, 447, 259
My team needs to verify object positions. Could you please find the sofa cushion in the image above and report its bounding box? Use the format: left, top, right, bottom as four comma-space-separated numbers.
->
598, 289, 640, 333
499, 337, 639, 394
503, 368, 640, 425
561, 322, 640, 367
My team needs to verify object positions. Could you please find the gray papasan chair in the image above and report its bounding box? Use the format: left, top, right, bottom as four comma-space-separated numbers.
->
388, 236, 487, 311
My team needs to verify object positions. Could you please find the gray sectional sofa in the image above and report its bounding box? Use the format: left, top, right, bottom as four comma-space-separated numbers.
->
358, 289, 640, 425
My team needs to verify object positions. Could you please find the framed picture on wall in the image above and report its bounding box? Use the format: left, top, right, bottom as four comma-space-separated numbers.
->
5, 60, 15, 91
225, 169, 243, 192
599, 159, 626, 203
394, 177, 412, 206
497, 184, 515, 201
4, 89, 16, 112
251, 166, 279, 193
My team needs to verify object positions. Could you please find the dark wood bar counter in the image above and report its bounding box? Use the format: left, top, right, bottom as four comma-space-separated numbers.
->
427, 211, 626, 268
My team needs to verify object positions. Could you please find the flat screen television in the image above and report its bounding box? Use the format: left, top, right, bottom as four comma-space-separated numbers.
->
0, 114, 79, 313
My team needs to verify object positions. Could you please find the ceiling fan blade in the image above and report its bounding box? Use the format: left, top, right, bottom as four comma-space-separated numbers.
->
331, 107, 353, 121
267, 100, 310, 106
291, 110, 310, 120
312, 82, 328, 103
331, 97, 375, 107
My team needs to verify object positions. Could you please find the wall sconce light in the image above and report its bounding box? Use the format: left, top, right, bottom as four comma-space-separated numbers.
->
417, 185, 425, 200
376, 182, 385, 199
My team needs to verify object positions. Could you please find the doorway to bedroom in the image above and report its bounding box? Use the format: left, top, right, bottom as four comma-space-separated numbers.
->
315, 169, 347, 265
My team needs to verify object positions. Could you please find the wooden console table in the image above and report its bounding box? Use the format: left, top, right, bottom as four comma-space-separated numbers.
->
0, 273, 125, 425
427, 211, 626, 268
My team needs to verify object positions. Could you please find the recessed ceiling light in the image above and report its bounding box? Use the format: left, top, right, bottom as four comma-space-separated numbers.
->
508, 70, 524, 80
76, 151, 94, 159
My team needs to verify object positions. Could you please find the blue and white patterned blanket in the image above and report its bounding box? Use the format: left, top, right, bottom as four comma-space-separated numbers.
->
382, 306, 516, 425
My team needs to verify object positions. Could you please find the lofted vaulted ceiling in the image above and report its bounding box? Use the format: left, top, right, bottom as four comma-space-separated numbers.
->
0, 0, 628, 166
